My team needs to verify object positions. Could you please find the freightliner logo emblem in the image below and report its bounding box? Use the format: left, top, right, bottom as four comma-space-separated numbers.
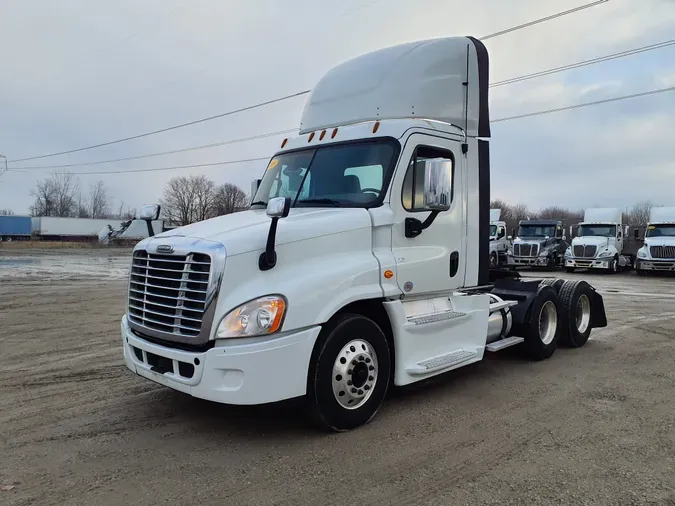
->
156, 244, 174, 253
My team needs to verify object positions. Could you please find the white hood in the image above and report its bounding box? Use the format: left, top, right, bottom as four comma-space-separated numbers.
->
572, 236, 610, 248
644, 236, 675, 247
151, 208, 372, 256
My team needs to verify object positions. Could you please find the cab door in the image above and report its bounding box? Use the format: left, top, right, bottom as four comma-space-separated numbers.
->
390, 134, 465, 295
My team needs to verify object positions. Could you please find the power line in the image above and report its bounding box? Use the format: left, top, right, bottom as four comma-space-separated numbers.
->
12, 129, 297, 170
491, 38, 675, 87
493, 84, 675, 122
479, 0, 608, 40
8, 0, 609, 164
15, 34, 675, 173
9, 90, 310, 163
12, 83, 673, 177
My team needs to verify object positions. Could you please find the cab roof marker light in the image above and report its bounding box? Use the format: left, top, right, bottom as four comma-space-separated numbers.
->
281, 138, 288, 148
308, 132, 315, 142
372, 121, 380, 134
331, 128, 338, 139
319, 130, 326, 140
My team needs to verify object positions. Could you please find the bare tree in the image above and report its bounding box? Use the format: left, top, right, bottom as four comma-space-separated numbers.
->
192, 175, 216, 223
0, 209, 13, 216
29, 171, 80, 217
161, 176, 197, 226
211, 183, 248, 217
626, 200, 652, 227
88, 180, 110, 218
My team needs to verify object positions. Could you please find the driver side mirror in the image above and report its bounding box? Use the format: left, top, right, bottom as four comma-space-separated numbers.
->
507, 235, 512, 240
139, 204, 160, 222
562, 232, 567, 241
422, 158, 452, 211
266, 196, 291, 218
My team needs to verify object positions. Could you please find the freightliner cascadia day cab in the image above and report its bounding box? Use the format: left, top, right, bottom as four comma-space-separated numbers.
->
636, 206, 675, 275
507, 219, 568, 270
564, 208, 632, 273
121, 36, 608, 432
488, 208, 510, 268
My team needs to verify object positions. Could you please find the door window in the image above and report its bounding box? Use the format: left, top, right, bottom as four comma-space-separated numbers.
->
401, 146, 454, 212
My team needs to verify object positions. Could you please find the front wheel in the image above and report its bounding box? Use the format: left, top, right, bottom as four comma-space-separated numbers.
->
490, 252, 498, 269
307, 313, 391, 432
607, 255, 619, 274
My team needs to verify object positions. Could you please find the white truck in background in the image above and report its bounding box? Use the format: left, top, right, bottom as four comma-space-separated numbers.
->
564, 208, 632, 274
488, 208, 510, 268
635, 206, 675, 275
120, 36, 608, 432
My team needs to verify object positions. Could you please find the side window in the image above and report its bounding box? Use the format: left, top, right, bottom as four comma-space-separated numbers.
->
402, 146, 454, 212
498, 226, 505, 239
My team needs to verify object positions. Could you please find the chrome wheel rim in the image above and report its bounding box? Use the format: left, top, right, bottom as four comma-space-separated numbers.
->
539, 300, 558, 345
332, 339, 378, 410
576, 294, 591, 334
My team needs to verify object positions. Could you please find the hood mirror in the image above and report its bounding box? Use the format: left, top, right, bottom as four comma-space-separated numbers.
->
260, 197, 291, 271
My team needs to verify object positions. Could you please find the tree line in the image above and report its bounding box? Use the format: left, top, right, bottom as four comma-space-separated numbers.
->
21, 170, 249, 225
490, 199, 656, 237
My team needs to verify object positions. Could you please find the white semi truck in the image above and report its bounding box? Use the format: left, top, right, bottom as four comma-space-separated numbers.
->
564, 208, 632, 273
636, 206, 675, 275
120, 36, 608, 432
489, 208, 510, 268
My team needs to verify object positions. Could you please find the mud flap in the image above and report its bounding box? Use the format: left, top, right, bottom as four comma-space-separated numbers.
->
589, 287, 608, 328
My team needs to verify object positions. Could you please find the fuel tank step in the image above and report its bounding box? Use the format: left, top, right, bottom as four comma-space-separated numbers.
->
486, 336, 524, 352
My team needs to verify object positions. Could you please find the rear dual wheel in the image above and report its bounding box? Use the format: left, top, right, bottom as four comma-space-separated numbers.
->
521, 285, 561, 360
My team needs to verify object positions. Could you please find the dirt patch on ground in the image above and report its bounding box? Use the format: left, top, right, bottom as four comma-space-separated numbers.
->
1, 256, 674, 505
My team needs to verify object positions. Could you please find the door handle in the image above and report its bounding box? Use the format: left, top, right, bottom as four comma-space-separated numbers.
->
450, 251, 459, 277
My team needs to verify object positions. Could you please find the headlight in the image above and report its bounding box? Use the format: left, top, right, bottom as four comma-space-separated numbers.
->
597, 250, 613, 258
539, 249, 550, 257
564, 248, 572, 258
638, 249, 647, 258
216, 295, 287, 339
507, 249, 512, 256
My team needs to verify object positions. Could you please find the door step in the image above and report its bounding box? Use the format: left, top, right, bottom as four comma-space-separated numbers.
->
406, 349, 477, 375
407, 310, 466, 325
485, 336, 524, 352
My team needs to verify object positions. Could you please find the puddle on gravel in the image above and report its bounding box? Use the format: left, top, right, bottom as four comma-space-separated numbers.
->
0, 254, 131, 280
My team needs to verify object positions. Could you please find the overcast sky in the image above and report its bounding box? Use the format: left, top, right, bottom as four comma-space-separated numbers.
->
1, 0, 674, 216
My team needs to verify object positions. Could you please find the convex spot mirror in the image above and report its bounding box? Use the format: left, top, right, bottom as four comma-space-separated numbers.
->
266, 197, 291, 218
422, 158, 452, 211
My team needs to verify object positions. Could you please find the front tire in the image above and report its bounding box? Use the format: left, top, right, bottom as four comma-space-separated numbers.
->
490, 252, 498, 269
607, 255, 619, 274
307, 313, 391, 432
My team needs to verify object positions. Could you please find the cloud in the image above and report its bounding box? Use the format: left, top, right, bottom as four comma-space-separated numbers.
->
1, 0, 675, 216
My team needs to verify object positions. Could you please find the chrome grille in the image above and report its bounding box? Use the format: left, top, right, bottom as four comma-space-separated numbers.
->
650, 245, 675, 259
573, 245, 597, 258
514, 244, 538, 257
128, 250, 212, 337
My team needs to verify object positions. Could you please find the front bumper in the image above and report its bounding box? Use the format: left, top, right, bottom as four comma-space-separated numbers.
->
121, 315, 321, 405
565, 258, 610, 269
508, 256, 550, 267
636, 259, 675, 272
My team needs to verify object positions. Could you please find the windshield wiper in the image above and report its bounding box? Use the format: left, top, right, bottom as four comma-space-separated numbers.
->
296, 198, 341, 207
250, 200, 267, 206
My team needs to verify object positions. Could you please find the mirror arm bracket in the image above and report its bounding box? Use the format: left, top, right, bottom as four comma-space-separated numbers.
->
259, 217, 280, 271
405, 210, 440, 238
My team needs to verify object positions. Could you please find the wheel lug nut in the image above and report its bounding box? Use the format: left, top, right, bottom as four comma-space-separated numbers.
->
369, 376, 374, 381
358, 389, 364, 395
369, 366, 374, 371
352, 360, 357, 365
351, 388, 357, 393
365, 358, 371, 363
347, 380, 352, 386
364, 385, 370, 390
348, 369, 353, 374
359, 356, 364, 361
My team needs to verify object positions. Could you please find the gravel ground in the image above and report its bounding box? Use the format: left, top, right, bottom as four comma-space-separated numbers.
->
1, 249, 675, 505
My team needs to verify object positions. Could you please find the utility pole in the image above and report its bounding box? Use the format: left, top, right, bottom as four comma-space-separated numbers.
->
0, 154, 7, 177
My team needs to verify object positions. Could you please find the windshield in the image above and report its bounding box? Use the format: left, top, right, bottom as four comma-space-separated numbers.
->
251, 139, 399, 208
646, 224, 675, 237
518, 225, 556, 238
578, 224, 616, 238
490, 224, 497, 237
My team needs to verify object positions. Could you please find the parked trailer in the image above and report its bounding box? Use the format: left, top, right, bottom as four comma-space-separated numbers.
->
32, 217, 127, 241
120, 36, 608, 432
0, 215, 32, 241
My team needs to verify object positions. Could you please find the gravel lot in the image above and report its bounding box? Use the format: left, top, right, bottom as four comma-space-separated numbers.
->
1, 248, 674, 505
